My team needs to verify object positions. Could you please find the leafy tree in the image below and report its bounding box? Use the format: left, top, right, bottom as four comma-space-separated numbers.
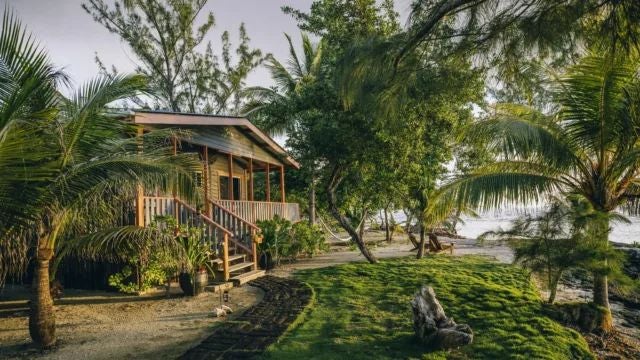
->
444, 54, 640, 330
83, 0, 264, 113
0, 11, 198, 348
283, 0, 399, 51
242, 33, 325, 225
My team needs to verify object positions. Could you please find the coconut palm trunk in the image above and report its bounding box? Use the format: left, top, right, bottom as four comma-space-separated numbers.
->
592, 216, 613, 330
29, 247, 55, 348
417, 224, 426, 259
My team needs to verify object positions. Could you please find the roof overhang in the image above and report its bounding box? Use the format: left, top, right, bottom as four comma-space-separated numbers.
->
131, 110, 300, 169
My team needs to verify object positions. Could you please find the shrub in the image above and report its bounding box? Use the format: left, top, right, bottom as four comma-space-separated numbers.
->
108, 254, 170, 294
292, 221, 328, 258
257, 217, 328, 265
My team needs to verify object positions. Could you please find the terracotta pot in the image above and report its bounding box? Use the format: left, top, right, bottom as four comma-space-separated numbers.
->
194, 270, 208, 296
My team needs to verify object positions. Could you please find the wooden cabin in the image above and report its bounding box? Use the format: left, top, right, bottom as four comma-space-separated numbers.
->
126, 110, 301, 284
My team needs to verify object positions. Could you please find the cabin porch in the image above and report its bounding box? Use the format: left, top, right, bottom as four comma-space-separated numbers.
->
128, 110, 301, 284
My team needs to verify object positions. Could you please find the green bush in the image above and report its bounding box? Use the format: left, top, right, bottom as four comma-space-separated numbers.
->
292, 221, 328, 258
257, 217, 328, 265
108, 254, 169, 294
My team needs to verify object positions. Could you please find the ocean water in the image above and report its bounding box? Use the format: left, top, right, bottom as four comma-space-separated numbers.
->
384, 210, 640, 245
456, 214, 640, 245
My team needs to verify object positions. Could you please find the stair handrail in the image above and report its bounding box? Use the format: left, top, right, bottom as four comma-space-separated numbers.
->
209, 199, 261, 231
209, 199, 260, 271
174, 197, 233, 236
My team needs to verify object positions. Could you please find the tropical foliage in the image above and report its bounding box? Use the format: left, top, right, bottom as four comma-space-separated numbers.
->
0, 10, 198, 348
444, 54, 640, 329
257, 216, 327, 265
480, 198, 628, 304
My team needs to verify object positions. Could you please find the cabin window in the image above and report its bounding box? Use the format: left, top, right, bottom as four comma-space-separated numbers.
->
219, 176, 240, 200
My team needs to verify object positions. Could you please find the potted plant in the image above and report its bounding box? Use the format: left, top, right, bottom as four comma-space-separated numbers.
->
177, 225, 213, 296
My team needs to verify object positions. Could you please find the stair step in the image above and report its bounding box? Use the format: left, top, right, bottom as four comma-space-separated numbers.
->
230, 270, 266, 286
204, 281, 234, 293
210, 254, 244, 265
226, 261, 255, 273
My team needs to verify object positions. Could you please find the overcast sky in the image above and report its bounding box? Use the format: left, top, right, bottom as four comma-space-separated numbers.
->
1, 0, 413, 93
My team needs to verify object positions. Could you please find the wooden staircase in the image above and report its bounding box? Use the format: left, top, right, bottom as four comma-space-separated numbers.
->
209, 253, 265, 286
140, 196, 267, 289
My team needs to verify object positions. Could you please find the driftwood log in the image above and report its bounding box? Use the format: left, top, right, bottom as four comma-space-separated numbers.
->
411, 286, 473, 349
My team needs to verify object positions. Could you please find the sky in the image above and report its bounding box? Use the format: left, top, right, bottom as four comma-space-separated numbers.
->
1, 0, 414, 93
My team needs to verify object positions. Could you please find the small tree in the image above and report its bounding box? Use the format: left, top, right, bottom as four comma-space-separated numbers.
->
480, 199, 604, 304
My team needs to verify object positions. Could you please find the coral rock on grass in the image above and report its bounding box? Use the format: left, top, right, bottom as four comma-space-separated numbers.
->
411, 286, 473, 349
213, 307, 227, 317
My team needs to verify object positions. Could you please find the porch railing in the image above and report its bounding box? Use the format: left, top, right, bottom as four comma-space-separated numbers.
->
214, 200, 300, 224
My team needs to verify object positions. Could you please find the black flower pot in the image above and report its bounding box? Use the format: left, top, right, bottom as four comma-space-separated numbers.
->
179, 272, 195, 296
259, 252, 275, 270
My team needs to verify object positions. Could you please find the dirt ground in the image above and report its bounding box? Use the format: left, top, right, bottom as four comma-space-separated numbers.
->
0, 285, 262, 359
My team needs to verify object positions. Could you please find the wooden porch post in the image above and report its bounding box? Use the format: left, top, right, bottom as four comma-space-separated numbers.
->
251, 229, 258, 271
228, 153, 234, 201
248, 158, 254, 201
135, 186, 144, 227
223, 233, 230, 281
265, 163, 270, 202
172, 137, 179, 223
203, 146, 210, 216
280, 165, 286, 203
135, 126, 145, 227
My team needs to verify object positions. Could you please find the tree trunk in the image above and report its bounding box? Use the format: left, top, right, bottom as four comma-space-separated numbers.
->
450, 208, 461, 234
389, 213, 397, 242
593, 272, 613, 330
548, 273, 560, 304
326, 166, 377, 264
592, 216, 613, 332
29, 247, 56, 348
383, 206, 391, 242
309, 174, 316, 225
417, 224, 426, 259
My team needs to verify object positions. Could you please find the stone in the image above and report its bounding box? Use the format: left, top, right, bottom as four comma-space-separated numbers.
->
411, 286, 473, 349
213, 307, 227, 317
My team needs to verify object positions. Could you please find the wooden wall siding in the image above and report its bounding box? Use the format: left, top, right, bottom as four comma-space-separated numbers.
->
188, 126, 283, 166
209, 154, 248, 200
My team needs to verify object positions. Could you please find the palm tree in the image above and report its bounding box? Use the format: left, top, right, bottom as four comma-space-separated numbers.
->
446, 54, 640, 331
242, 32, 324, 129
0, 10, 198, 348
243, 32, 324, 224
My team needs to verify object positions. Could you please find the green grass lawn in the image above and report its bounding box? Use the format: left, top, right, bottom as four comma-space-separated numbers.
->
263, 256, 594, 360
